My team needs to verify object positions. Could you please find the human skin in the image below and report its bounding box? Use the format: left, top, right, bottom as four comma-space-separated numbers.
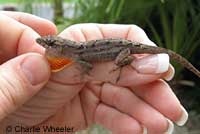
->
0, 11, 187, 134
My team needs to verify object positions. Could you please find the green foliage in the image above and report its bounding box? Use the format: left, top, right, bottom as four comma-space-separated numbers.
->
147, 0, 200, 78
19, 0, 71, 15
0, 0, 18, 3
67, 0, 160, 26
19, 0, 33, 13
53, 0, 64, 25
19, 0, 52, 13
66, 0, 200, 80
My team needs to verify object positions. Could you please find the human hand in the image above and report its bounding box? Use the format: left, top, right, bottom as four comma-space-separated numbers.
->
47, 24, 186, 134
0, 11, 56, 130
0, 18, 188, 134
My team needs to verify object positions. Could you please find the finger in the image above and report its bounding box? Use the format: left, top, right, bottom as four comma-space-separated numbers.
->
100, 83, 173, 133
0, 11, 57, 36
132, 79, 188, 126
10, 82, 84, 126
95, 104, 143, 134
0, 14, 44, 63
125, 25, 174, 81
59, 23, 104, 41
80, 86, 100, 126
0, 53, 50, 121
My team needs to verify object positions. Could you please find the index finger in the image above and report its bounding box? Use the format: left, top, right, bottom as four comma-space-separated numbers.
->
0, 12, 57, 64
0, 11, 57, 36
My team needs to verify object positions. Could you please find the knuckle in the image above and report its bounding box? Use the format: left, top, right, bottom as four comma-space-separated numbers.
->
128, 25, 151, 43
112, 115, 142, 134
67, 24, 81, 29
112, 87, 123, 106
130, 24, 146, 35
0, 81, 17, 116
117, 129, 141, 134
94, 104, 107, 124
66, 23, 98, 31
128, 24, 156, 46
67, 23, 87, 30
146, 117, 168, 133
165, 104, 182, 122
0, 70, 26, 109
66, 23, 90, 31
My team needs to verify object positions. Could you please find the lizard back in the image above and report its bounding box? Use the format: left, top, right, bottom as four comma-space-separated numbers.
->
77, 38, 200, 78
36, 36, 200, 78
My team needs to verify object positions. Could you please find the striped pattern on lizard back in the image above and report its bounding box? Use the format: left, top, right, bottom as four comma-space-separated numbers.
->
36, 36, 200, 78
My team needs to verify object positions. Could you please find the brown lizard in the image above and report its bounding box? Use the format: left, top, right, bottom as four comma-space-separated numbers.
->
36, 35, 200, 81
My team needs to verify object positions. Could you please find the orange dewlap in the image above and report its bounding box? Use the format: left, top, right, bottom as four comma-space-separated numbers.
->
47, 56, 73, 72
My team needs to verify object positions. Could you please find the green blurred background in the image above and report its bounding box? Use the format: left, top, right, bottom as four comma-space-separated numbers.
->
1, 0, 200, 133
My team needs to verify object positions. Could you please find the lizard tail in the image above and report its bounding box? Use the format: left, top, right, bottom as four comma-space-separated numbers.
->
166, 49, 200, 78
130, 45, 200, 78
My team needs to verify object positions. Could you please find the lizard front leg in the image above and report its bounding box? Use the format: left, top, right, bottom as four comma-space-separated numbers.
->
111, 48, 135, 82
76, 60, 93, 77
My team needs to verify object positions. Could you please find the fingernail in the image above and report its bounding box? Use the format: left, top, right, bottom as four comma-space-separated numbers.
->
21, 54, 50, 85
163, 64, 175, 81
164, 119, 174, 134
142, 126, 147, 134
132, 54, 169, 74
175, 106, 188, 126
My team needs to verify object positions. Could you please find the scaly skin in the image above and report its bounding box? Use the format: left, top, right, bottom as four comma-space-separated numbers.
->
36, 35, 200, 78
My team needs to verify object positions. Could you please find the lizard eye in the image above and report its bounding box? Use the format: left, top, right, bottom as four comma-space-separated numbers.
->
45, 39, 56, 47
36, 38, 42, 44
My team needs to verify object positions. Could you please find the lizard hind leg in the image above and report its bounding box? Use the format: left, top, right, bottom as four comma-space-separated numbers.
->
114, 56, 134, 82
110, 48, 135, 72
111, 56, 135, 72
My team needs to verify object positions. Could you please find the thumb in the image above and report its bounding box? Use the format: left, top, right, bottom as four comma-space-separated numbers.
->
0, 53, 50, 121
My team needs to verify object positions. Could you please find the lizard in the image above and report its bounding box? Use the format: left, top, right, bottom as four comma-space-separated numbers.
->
36, 35, 200, 81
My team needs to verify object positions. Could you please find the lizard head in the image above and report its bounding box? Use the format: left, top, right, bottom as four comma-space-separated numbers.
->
36, 35, 67, 49
36, 35, 79, 57
36, 35, 77, 72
